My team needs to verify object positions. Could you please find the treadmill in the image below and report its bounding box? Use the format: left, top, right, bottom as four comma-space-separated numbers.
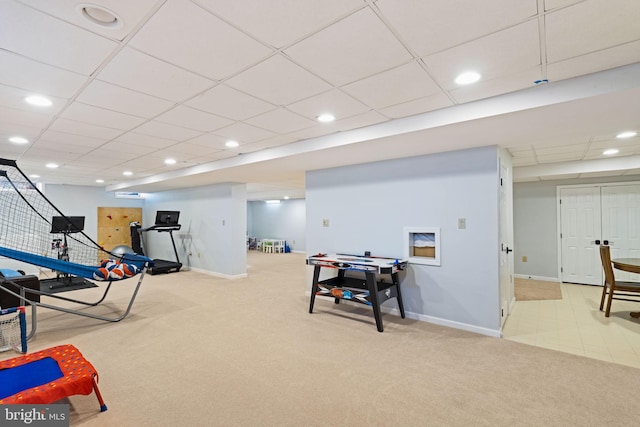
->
132, 211, 182, 275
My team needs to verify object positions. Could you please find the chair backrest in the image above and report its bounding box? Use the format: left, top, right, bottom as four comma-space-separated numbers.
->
599, 245, 616, 287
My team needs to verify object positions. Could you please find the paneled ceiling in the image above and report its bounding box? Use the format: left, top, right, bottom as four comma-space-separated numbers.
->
1, 0, 639, 199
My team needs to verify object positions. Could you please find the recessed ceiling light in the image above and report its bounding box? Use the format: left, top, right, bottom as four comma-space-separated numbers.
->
225, 140, 239, 148
603, 149, 619, 155
164, 158, 177, 165
455, 71, 481, 85
29, 174, 40, 179
96, 179, 104, 183
25, 95, 52, 107
9, 136, 29, 144
284, 196, 290, 200
123, 171, 133, 176
45, 163, 59, 169
616, 131, 637, 139
78, 4, 122, 28
317, 113, 335, 123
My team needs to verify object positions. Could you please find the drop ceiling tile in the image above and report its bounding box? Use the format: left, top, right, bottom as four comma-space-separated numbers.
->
284, 8, 411, 86
545, 0, 640, 63
511, 157, 538, 167
37, 130, 107, 149
0, 143, 29, 158
225, 55, 332, 105
378, 92, 453, 119
77, 150, 134, 167
547, 40, 640, 82
155, 106, 234, 132
333, 110, 389, 131
342, 61, 441, 109
288, 110, 388, 140
186, 84, 276, 121
24, 144, 87, 158
285, 124, 339, 142
60, 102, 147, 131
97, 47, 215, 102
544, 0, 583, 11
112, 132, 177, 149
158, 142, 221, 157
0, 50, 87, 98
0, 106, 54, 129
535, 135, 592, 147
0, 1, 117, 75
534, 143, 588, 156
287, 89, 370, 121
133, 121, 202, 142
187, 133, 230, 150
376, 0, 537, 56
584, 147, 638, 160
448, 67, 542, 104
195, 0, 363, 48
539, 173, 580, 180
424, 20, 541, 89
129, 0, 272, 79
248, 134, 299, 150
98, 141, 159, 156
214, 122, 276, 143
0, 84, 66, 116
77, 80, 175, 118
47, 118, 123, 140
186, 151, 235, 163
0, 123, 44, 143
19, 0, 161, 41
536, 152, 584, 163
245, 108, 316, 134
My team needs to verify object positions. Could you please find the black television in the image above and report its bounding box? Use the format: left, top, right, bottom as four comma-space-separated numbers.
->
51, 216, 85, 234
155, 211, 180, 226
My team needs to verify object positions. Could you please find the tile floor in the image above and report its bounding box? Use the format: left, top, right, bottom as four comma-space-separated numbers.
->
503, 280, 640, 369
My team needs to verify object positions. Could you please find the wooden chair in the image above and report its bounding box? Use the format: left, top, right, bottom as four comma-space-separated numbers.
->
599, 245, 640, 317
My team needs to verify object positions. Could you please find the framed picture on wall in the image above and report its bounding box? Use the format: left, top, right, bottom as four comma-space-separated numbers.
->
404, 227, 441, 266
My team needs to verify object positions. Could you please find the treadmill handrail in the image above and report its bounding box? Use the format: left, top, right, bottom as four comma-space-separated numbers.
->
142, 224, 181, 232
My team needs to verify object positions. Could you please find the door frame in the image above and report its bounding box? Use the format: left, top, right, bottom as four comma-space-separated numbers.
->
556, 181, 640, 284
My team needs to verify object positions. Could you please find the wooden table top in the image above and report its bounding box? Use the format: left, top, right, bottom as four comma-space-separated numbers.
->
612, 258, 640, 274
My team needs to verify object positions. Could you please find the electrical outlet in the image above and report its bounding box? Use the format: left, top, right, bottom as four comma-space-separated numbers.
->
457, 218, 466, 229
322, 219, 330, 227
522, 256, 527, 262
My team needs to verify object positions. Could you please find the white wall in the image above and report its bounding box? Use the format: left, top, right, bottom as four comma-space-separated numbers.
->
248, 199, 306, 252
43, 184, 145, 242
144, 183, 247, 277
306, 146, 502, 335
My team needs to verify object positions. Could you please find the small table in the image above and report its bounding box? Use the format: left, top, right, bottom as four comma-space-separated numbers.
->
307, 253, 407, 332
611, 258, 640, 318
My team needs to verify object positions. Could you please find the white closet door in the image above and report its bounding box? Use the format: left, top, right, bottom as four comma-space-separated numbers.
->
601, 184, 640, 282
560, 187, 602, 285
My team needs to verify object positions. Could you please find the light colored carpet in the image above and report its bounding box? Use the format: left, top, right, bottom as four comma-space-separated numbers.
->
5, 252, 639, 426
514, 278, 563, 301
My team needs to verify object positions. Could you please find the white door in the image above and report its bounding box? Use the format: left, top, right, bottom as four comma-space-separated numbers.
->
499, 161, 513, 327
601, 184, 640, 282
560, 187, 602, 285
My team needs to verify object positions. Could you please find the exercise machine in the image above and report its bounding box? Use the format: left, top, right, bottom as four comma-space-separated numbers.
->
42, 216, 94, 290
131, 211, 182, 275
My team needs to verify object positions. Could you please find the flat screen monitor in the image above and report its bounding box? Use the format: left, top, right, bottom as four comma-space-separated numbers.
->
155, 210, 180, 226
51, 216, 85, 234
